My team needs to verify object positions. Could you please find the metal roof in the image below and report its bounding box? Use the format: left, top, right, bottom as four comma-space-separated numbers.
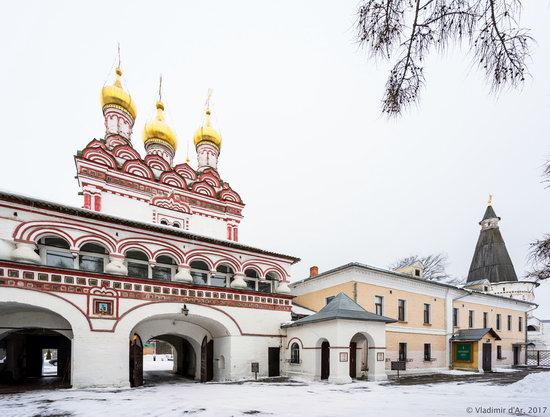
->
0, 189, 300, 264
467, 205, 518, 284
451, 328, 501, 341
285, 293, 396, 327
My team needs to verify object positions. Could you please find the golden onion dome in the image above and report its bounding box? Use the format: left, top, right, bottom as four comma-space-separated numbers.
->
100, 67, 137, 120
193, 107, 222, 150
142, 100, 177, 152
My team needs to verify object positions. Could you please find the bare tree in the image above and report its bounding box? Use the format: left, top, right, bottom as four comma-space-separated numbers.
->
527, 159, 550, 281
390, 252, 455, 281
355, 0, 533, 116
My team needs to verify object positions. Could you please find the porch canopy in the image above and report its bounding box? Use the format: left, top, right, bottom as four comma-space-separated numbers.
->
450, 328, 502, 342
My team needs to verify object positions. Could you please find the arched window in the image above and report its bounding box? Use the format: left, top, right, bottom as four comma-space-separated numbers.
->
173, 222, 180, 229
38, 236, 73, 269
190, 260, 210, 285
160, 219, 168, 226
153, 255, 177, 281
259, 272, 279, 294
244, 268, 260, 291
79, 243, 108, 273
126, 250, 149, 279
212, 264, 234, 288
290, 342, 300, 364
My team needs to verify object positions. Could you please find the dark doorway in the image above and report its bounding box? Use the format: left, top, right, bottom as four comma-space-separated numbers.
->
513, 346, 520, 366
129, 334, 143, 387
268, 347, 280, 377
349, 342, 357, 378
482, 343, 492, 372
321, 341, 330, 380
0, 329, 71, 389
200, 337, 214, 382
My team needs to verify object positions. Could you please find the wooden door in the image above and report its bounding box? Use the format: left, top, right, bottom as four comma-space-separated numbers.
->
349, 342, 357, 378
268, 347, 280, 377
200, 336, 207, 382
207, 339, 214, 381
321, 341, 330, 380
129, 335, 143, 387
482, 343, 492, 372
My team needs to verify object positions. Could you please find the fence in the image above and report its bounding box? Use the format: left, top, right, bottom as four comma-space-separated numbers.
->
526, 350, 550, 367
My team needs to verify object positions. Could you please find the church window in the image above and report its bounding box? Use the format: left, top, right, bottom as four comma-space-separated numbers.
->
518, 317, 523, 332
190, 260, 209, 285
79, 243, 107, 273
160, 219, 168, 225
496, 314, 501, 330
126, 250, 149, 279
244, 268, 261, 291
173, 222, 180, 228
258, 280, 272, 293
153, 255, 176, 281
483, 312, 488, 328
212, 264, 234, 288
40, 237, 74, 269
290, 343, 300, 364
507, 315, 512, 331
468, 310, 474, 328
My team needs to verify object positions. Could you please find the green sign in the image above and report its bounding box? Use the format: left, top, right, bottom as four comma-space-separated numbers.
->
456, 343, 472, 361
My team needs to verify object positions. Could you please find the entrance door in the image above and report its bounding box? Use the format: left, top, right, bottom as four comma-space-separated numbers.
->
201, 337, 214, 382
349, 342, 357, 378
268, 347, 280, 377
129, 334, 143, 387
321, 341, 330, 380
482, 343, 492, 372
513, 346, 520, 366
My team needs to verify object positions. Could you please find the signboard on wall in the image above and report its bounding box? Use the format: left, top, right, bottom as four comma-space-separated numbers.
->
456, 343, 472, 361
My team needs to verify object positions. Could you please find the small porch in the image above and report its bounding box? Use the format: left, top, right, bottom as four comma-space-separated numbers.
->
450, 328, 501, 372
283, 293, 396, 384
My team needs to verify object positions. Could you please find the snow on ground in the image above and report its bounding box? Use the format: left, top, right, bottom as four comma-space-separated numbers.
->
1, 371, 550, 417
143, 354, 174, 371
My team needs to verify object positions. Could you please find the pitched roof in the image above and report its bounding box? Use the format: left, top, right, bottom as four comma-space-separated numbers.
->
451, 328, 501, 341
286, 293, 396, 327
467, 205, 518, 284
482, 205, 500, 222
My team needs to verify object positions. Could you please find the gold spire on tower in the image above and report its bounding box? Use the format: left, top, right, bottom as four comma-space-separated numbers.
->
193, 89, 222, 150
142, 76, 177, 152
100, 46, 137, 119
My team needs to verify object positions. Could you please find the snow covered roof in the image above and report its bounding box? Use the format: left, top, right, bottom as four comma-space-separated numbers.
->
291, 303, 316, 316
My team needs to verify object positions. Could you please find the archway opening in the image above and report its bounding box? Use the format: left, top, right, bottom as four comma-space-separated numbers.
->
317, 339, 330, 381
349, 333, 370, 379
0, 303, 73, 391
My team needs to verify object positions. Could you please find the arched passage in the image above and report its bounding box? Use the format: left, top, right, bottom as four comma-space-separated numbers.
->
316, 338, 330, 381
0, 302, 74, 389
120, 303, 239, 387
349, 332, 376, 380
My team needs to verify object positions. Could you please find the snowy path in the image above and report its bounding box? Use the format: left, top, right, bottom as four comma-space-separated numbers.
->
1, 371, 549, 417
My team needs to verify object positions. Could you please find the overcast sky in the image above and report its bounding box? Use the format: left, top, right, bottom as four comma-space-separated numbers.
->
1, 1, 549, 316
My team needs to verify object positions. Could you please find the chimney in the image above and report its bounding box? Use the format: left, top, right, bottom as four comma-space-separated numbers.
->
309, 265, 319, 278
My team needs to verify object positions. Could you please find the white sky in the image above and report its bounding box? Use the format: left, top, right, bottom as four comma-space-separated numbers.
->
0, 1, 549, 316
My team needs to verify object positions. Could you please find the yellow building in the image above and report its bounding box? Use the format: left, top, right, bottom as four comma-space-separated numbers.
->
291, 262, 534, 375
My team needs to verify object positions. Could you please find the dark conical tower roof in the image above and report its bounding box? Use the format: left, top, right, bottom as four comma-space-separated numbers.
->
466, 202, 518, 284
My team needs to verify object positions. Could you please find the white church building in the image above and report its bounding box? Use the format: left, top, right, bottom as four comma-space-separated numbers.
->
0, 64, 543, 389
